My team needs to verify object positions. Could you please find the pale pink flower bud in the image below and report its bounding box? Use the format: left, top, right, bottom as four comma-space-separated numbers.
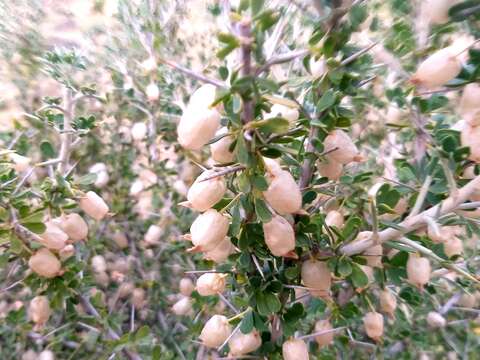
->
189, 209, 229, 252
79, 191, 109, 220
324, 130, 360, 164
28, 248, 61, 278
314, 319, 334, 347
187, 170, 226, 212
301, 260, 331, 298
179, 278, 195, 297
60, 213, 88, 242
228, 330, 262, 356
363, 312, 384, 341
196, 273, 227, 296
262, 214, 296, 258
199, 315, 232, 348
263, 170, 302, 215
282, 338, 309, 360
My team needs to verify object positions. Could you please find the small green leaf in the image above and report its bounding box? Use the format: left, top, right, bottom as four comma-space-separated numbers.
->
254, 197, 272, 223
10, 235, 23, 254
255, 117, 290, 134
240, 310, 254, 334
232, 94, 243, 114
283, 303, 304, 324
21, 222, 46, 234
77, 173, 97, 186
251, 0, 264, 15
338, 258, 353, 277
251, 175, 268, 191
350, 264, 369, 288
317, 90, 336, 112
134, 325, 150, 341
235, 134, 250, 165
40, 141, 56, 158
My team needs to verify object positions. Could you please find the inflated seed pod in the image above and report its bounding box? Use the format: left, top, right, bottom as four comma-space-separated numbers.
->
139, 169, 158, 187
146, 82, 160, 101
199, 315, 232, 348
228, 330, 262, 356
325, 210, 344, 229
79, 191, 109, 220
461, 123, 480, 163
420, 0, 457, 25
28, 248, 61, 278
131, 288, 146, 309
140, 56, 156, 73
29, 296, 51, 327
301, 259, 331, 298
324, 130, 360, 164
177, 85, 221, 150
171, 296, 192, 316
59, 244, 75, 260
89, 162, 109, 188
187, 170, 226, 212
9, 153, 31, 173
262, 215, 296, 258
379, 289, 397, 316
263, 170, 302, 215
22, 350, 38, 360
459, 83, 480, 126
129, 179, 144, 197
59, 213, 88, 242
91, 255, 107, 273
144, 225, 163, 245
263, 157, 283, 175
317, 160, 343, 180
204, 236, 235, 263
38, 350, 55, 360
210, 127, 235, 164
189, 209, 229, 252
314, 319, 334, 347
196, 273, 227, 296
310, 56, 326, 78
39, 222, 68, 250
444, 237, 463, 258
282, 338, 309, 360
411, 47, 462, 89
131, 122, 147, 141
427, 311, 446, 328
266, 104, 299, 123
458, 293, 477, 308
179, 278, 195, 297
113, 231, 129, 249
363, 312, 384, 341
407, 254, 431, 288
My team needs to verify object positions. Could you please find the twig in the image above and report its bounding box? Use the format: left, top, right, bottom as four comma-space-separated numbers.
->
340, 42, 378, 66
340, 175, 480, 256
79, 295, 142, 360
397, 237, 478, 283
255, 49, 309, 75
251, 254, 265, 280
297, 326, 346, 340
198, 165, 245, 182
218, 322, 241, 352
12, 167, 36, 195
439, 293, 461, 315
239, 18, 254, 124
159, 58, 225, 88
58, 89, 74, 175
408, 175, 432, 217
218, 292, 239, 314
